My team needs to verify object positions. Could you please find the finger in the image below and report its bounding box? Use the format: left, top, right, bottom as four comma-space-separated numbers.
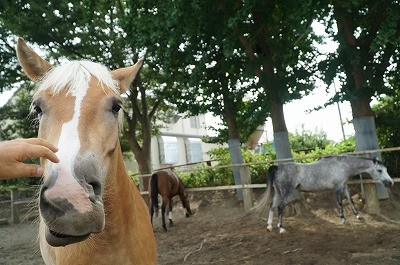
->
22, 138, 59, 152
25, 145, 60, 163
10, 164, 44, 178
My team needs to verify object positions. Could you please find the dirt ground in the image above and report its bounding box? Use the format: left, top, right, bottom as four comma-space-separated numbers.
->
1, 189, 400, 265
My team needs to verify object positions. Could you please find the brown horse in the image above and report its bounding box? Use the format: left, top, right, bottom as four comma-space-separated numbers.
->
16, 38, 156, 264
149, 170, 192, 232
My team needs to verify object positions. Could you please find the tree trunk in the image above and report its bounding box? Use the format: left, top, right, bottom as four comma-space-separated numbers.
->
223, 92, 253, 206
270, 96, 300, 204
123, 76, 156, 192
333, 1, 389, 206
270, 98, 293, 160
130, 142, 152, 192
351, 99, 389, 200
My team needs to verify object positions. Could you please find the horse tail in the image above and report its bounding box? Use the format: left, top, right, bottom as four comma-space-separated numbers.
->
251, 165, 278, 212
150, 173, 159, 210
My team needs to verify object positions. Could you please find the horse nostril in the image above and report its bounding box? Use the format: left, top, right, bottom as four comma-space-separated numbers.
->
88, 180, 102, 196
383, 180, 394, 187
86, 182, 100, 204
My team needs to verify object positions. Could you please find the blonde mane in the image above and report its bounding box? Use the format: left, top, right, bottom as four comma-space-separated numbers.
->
38, 60, 119, 94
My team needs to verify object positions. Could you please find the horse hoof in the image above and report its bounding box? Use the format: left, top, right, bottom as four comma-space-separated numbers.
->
342, 219, 349, 225
267, 225, 273, 232
357, 215, 365, 222
185, 213, 190, 218
279, 228, 286, 234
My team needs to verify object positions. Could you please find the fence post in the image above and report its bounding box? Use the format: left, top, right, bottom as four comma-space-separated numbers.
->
239, 165, 253, 212
10, 188, 20, 224
362, 177, 380, 214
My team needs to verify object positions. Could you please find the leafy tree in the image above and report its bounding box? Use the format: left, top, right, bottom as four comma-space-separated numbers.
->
319, 0, 400, 198
0, 24, 21, 93
319, 0, 400, 153
289, 125, 332, 153
374, 94, 400, 178
121, 1, 323, 202
0, 85, 37, 140
121, 0, 271, 199
236, 0, 323, 160
0, 1, 174, 189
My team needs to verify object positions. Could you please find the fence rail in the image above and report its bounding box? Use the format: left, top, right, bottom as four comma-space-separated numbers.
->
134, 146, 400, 179
139, 178, 400, 195
0, 188, 36, 224
1, 147, 400, 223
2, 178, 400, 223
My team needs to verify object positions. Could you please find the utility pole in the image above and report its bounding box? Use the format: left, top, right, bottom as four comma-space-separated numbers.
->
333, 80, 346, 141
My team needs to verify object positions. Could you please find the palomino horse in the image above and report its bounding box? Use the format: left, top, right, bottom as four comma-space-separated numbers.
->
16, 38, 156, 264
254, 155, 394, 233
149, 170, 192, 232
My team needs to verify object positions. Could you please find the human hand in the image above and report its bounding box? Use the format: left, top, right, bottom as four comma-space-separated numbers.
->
0, 138, 59, 180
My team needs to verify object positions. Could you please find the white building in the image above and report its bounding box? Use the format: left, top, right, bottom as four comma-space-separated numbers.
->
125, 114, 223, 173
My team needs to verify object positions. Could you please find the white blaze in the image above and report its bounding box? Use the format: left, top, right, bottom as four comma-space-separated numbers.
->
45, 80, 92, 213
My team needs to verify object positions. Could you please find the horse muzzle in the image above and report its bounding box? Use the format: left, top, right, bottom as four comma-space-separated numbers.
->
39, 170, 105, 247
382, 179, 394, 187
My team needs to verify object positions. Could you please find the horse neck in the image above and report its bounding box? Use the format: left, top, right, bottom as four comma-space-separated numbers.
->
103, 148, 136, 218
177, 184, 187, 206
343, 157, 373, 176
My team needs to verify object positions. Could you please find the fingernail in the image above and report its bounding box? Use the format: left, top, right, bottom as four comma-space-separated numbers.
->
36, 166, 44, 176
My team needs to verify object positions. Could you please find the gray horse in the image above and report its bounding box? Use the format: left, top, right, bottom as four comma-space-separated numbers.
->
254, 156, 394, 233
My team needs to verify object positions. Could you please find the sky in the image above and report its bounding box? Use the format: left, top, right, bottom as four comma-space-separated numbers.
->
266, 84, 354, 142
0, 87, 17, 107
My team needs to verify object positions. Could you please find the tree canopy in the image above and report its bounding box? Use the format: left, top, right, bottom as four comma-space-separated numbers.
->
319, 0, 400, 116
1, 0, 400, 175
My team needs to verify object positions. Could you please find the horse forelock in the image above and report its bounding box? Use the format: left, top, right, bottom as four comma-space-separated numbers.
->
36, 60, 124, 130
38, 60, 119, 95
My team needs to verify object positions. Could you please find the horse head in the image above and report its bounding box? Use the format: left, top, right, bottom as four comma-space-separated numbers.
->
369, 158, 394, 187
17, 38, 142, 247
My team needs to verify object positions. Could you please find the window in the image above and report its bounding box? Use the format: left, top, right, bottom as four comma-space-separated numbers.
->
185, 138, 203, 163
190, 116, 200, 129
158, 136, 179, 164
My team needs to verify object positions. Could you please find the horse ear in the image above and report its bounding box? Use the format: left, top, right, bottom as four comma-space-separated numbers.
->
111, 58, 143, 94
16, 37, 52, 82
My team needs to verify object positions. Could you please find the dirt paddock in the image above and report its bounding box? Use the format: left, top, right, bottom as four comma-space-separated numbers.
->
1, 189, 400, 265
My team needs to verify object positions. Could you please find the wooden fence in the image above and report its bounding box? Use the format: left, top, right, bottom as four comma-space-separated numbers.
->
136, 146, 400, 212
0, 188, 36, 225
3, 178, 399, 225
1, 147, 399, 224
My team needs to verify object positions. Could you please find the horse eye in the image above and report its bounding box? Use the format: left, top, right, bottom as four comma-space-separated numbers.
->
112, 104, 121, 114
377, 169, 383, 173
34, 106, 43, 116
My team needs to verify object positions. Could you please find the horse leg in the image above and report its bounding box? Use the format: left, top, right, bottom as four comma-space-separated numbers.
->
161, 197, 168, 232
150, 204, 154, 227
344, 184, 364, 221
335, 187, 348, 225
168, 200, 174, 227
277, 196, 289, 234
267, 193, 281, 232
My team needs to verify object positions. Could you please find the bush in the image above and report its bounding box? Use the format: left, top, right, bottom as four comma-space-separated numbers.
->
178, 134, 356, 188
